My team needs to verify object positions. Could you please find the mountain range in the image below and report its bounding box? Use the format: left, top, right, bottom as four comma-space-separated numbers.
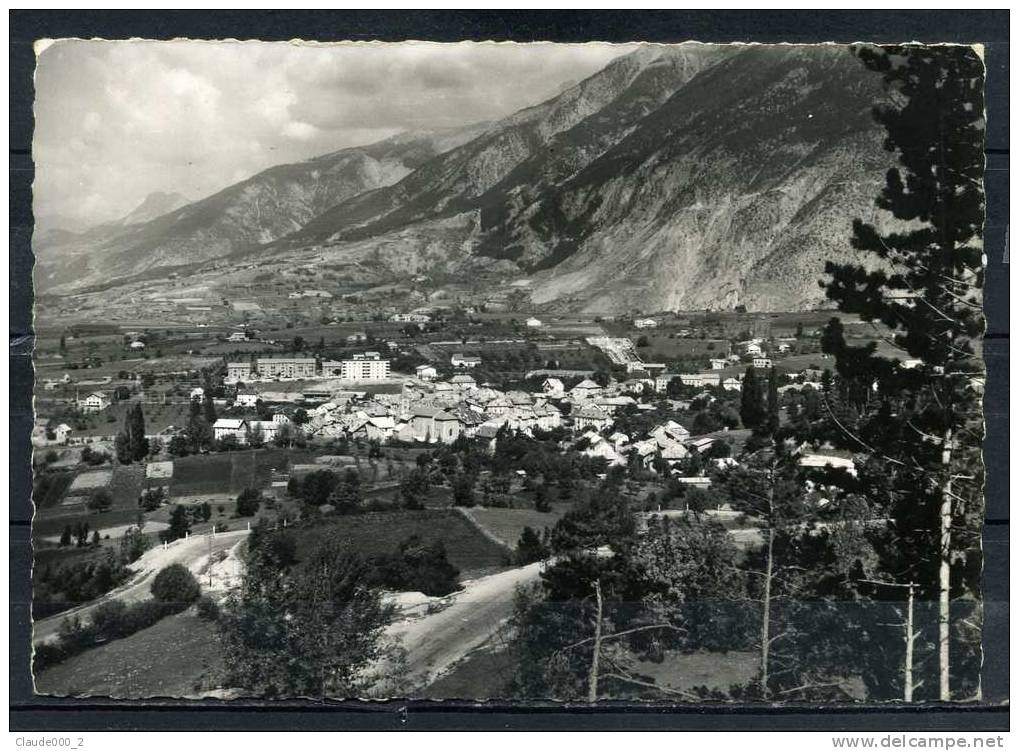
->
34, 44, 897, 313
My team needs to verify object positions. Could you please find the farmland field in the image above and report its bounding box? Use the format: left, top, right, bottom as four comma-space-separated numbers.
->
33, 464, 145, 538
295, 509, 511, 579
462, 505, 567, 548
34, 610, 225, 698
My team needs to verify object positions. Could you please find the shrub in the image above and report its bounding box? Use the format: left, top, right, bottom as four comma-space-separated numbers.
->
91, 600, 129, 639
235, 488, 261, 517
87, 489, 113, 512
150, 563, 201, 607
195, 595, 220, 622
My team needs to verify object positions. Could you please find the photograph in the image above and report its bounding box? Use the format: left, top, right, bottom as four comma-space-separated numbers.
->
27, 37, 987, 705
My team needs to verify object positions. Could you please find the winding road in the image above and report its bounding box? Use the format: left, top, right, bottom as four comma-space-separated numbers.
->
32, 529, 249, 645
386, 561, 545, 689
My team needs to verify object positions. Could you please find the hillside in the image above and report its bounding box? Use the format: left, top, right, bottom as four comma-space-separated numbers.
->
33, 124, 487, 293
36, 44, 900, 313
284, 44, 896, 312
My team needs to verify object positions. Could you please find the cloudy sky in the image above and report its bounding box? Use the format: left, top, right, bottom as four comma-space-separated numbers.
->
33, 39, 638, 228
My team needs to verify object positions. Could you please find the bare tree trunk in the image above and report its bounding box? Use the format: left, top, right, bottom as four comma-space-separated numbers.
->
588, 579, 603, 702
939, 427, 952, 701
760, 525, 774, 699
904, 582, 915, 703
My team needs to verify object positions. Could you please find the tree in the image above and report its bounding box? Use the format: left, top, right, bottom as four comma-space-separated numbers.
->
168, 434, 190, 456
765, 367, 780, 435
236, 488, 262, 517
328, 469, 362, 514
739, 366, 767, 430
202, 393, 218, 424
87, 489, 113, 512
59, 526, 72, 547
515, 526, 548, 565
823, 45, 985, 701
451, 471, 477, 507
151, 563, 201, 606
163, 505, 191, 542
400, 467, 430, 509
220, 539, 394, 699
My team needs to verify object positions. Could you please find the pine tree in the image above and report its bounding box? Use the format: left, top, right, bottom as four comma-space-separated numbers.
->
740, 366, 767, 430
823, 44, 985, 701
766, 368, 780, 435
203, 393, 217, 424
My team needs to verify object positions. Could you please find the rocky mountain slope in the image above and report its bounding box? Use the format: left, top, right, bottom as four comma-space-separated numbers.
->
33, 125, 486, 293
116, 191, 191, 226
38, 44, 900, 313
283, 44, 897, 312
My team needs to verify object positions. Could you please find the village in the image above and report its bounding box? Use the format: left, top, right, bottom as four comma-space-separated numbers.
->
29, 298, 922, 698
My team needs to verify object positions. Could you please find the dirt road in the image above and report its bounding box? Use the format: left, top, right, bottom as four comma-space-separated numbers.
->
32, 529, 249, 646
386, 561, 545, 690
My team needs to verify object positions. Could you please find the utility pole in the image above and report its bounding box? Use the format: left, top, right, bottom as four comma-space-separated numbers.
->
905, 581, 916, 703
587, 579, 603, 703
938, 427, 953, 702
862, 578, 918, 702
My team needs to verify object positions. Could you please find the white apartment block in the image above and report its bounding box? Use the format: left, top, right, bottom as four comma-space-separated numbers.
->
227, 362, 252, 382
256, 357, 317, 380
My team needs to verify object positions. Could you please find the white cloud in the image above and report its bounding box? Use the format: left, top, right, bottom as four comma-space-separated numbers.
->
33, 40, 639, 227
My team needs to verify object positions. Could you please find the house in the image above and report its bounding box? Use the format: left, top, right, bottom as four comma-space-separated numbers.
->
213, 418, 248, 443
709, 358, 728, 370
248, 420, 280, 443
573, 404, 612, 432
531, 403, 562, 431
651, 420, 690, 443
234, 389, 260, 408
227, 332, 248, 343
679, 372, 721, 388
659, 441, 690, 464
346, 332, 368, 344
569, 378, 602, 401
777, 343, 792, 353
129, 340, 146, 350
634, 318, 658, 329
541, 378, 565, 397
451, 374, 477, 390
415, 364, 438, 381
190, 386, 205, 400
722, 377, 742, 392
743, 342, 763, 356
655, 372, 680, 392
582, 434, 626, 467
798, 451, 857, 477
78, 391, 111, 413
409, 406, 462, 443
525, 317, 543, 328
226, 362, 252, 382
365, 415, 396, 442
753, 357, 773, 369
390, 313, 431, 323
802, 368, 825, 382
686, 436, 716, 454
486, 395, 514, 417
672, 475, 712, 488
31, 422, 72, 447
594, 395, 637, 413
451, 353, 482, 368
